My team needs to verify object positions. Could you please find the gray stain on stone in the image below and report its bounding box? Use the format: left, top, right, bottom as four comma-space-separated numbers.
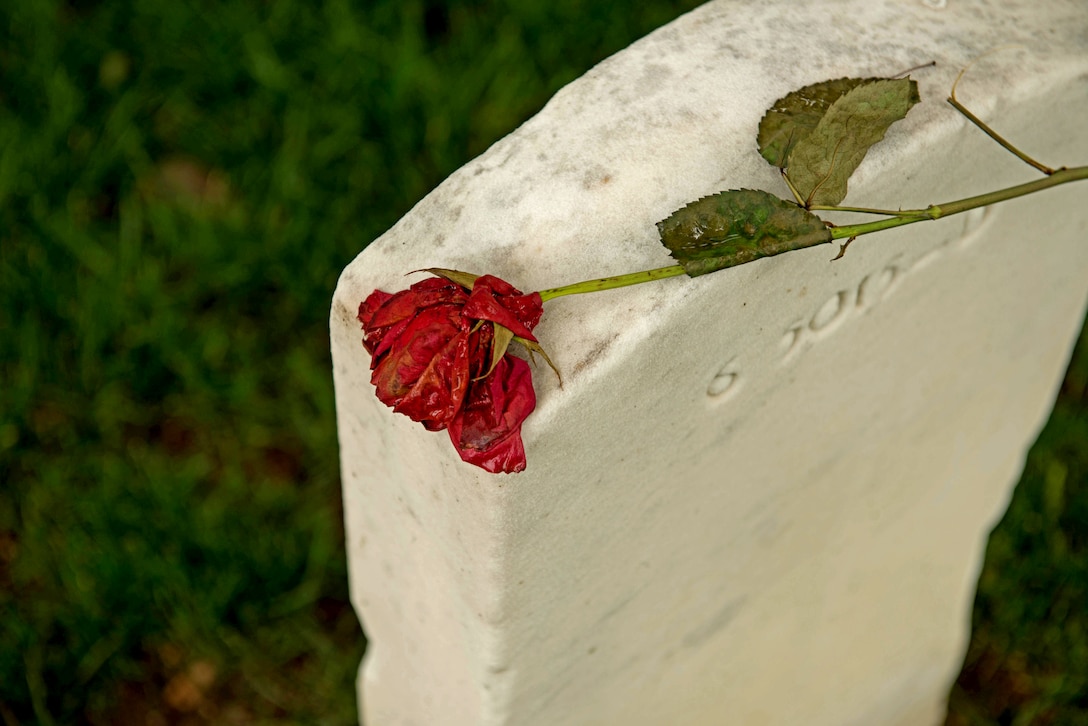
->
681, 596, 746, 649
636, 62, 674, 97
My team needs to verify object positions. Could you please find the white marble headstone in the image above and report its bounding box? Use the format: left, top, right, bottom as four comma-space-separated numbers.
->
331, 0, 1088, 723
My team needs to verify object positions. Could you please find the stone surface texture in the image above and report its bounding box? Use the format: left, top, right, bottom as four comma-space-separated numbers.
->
331, 0, 1088, 724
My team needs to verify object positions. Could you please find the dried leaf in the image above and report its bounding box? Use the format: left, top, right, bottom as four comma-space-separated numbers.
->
657, 189, 832, 277
516, 336, 562, 385
757, 77, 874, 168
421, 268, 480, 290
481, 322, 515, 379
785, 77, 920, 206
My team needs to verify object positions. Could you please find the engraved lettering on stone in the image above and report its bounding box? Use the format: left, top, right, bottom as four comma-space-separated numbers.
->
953, 206, 993, 249
780, 322, 805, 361
908, 241, 947, 272
707, 359, 741, 400
809, 290, 851, 333
781, 264, 900, 365
899, 207, 994, 273
781, 316, 817, 364
856, 264, 900, 310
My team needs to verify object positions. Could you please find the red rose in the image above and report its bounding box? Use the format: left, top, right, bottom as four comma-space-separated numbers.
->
358, 272, 544, 473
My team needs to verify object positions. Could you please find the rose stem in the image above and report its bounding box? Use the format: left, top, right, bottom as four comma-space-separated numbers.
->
829, 164, 1088, 240
537, 265, 687, 302
538, 164, 1087, 302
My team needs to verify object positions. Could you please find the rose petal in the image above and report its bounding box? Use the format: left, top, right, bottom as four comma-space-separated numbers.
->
394, 331, 471, 428
366, 277, 468, 331
462, 275, 543, 341
370, 305, 471, 426
448, 355, 536, 473
358, 290, 393, 326
358, 291, 393, 353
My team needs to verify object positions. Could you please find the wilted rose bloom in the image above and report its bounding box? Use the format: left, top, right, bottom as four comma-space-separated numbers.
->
358, 273, 543, 473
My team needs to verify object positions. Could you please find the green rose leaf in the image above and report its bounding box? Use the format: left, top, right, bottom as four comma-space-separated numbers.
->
757, 77, 874, 168
785, 77, 920, 207
657, 189, 832, 277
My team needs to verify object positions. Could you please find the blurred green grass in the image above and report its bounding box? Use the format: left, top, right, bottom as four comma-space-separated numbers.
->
0, 1, 1083, 724
946, 325, 1088, 726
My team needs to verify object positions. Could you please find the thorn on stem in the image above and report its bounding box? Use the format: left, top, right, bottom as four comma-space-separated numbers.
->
831, 236, 856, 261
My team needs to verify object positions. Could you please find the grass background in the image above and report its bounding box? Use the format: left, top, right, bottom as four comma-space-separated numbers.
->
1, 1, 1084, 723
